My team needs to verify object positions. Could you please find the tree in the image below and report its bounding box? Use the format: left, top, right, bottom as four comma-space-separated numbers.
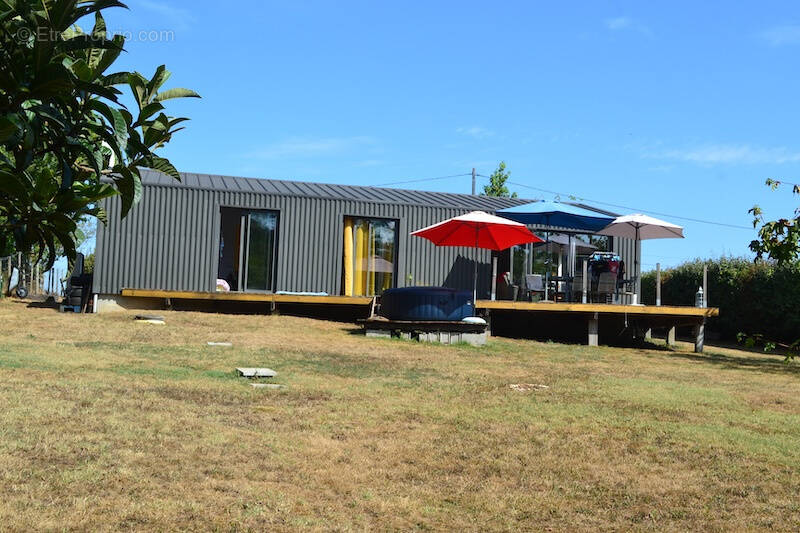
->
482, 161, 517, 198
745, 179, 800, 360
749, 179, 800, 264
0, 0, 199, 269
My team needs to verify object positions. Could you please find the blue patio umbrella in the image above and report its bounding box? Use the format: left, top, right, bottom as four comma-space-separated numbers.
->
497, 200, 615, 232
497, 201, 615, 300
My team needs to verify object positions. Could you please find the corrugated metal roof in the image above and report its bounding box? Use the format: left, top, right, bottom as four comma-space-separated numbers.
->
138, 169, 532, 211
137, 169, 618, 216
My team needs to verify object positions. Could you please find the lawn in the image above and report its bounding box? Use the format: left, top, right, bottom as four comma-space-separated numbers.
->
1, 299, 799, 530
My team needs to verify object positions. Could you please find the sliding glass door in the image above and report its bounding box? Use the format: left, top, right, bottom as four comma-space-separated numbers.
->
244, 211, 278, 291
342, 216, 397, 296
218, 208, 278, 292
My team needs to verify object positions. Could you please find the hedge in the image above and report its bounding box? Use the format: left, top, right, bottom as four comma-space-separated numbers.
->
641, 257, 800, 343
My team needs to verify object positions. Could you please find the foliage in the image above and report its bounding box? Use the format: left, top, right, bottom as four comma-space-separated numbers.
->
0, 0, 199, 270
749, 179, 800, 263
641, 258, 800, 357
83, 251, 94, 273
744, 179, 800, 359
481, 161, 517, 198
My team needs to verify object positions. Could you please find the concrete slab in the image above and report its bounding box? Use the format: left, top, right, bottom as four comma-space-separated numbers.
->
236, 368, 277, 378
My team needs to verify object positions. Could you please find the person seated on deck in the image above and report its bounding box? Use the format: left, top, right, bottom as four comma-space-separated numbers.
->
496, 271, 519, 301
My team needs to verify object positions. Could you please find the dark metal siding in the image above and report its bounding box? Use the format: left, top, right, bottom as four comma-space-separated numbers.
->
94, 186, 503, 297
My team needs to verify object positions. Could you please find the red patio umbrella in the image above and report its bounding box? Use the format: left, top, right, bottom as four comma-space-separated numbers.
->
411, 211, 543, 303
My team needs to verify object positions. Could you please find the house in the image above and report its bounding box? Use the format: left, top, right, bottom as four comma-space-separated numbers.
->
92, 170, 639, 312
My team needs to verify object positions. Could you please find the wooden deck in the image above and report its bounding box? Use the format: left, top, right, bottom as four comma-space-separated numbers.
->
118, 289, 718, 352
476, 300, 718, 318
121, 289, 373, 306
476, 299, 717, 352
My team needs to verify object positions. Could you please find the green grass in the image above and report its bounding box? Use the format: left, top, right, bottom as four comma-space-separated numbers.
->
0, 299, 799, 530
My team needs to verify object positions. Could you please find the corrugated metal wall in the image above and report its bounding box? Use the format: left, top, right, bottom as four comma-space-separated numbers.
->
94, 184, 639, 298
94, 185, 496, 296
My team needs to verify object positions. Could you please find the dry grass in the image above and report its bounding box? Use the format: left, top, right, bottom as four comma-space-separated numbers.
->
1, 299, 799, 531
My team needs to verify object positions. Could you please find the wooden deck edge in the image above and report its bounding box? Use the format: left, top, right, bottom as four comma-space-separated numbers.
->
475, 300, 719, 317
117, 289, 718, 318
120, 288, 373, 306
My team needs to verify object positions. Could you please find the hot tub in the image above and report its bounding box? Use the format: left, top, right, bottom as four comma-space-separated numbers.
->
379, 287, 473, 321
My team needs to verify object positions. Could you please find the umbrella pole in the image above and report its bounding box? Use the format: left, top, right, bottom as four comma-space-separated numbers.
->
544, 231, 549, 301
635, 225, 640, 303
473, 226, 478, 305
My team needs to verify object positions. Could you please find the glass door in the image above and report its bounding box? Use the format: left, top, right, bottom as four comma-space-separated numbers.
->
244, 211, 278, 292
342, 216, 397, 296
218, 208, 278, 292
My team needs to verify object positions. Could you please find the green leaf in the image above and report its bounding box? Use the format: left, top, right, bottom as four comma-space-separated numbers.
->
0, 169, 33, 199
136, 102, 165, 124
139, 155, 181, 181
154, 88, 201, 102
147, 65, 172, 94
92, 11, 107, 39
113, 166, 142, 218
89, 99, 128, 153
61, 34, 124, 53
92, 35, 125, 75
67, 58, 93, 82
128, 73, 149, 110
0, 115, 20, 142
103, 71, 131, 86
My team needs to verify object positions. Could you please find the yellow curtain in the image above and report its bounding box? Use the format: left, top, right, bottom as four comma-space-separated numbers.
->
354, 220, 366, 296
343, 218, 354, 296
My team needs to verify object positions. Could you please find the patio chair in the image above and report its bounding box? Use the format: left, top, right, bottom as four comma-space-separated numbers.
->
596, 272, 617, 304
571, 272, 585, 302
496, 272, 519, 301
525, 274, 544, 301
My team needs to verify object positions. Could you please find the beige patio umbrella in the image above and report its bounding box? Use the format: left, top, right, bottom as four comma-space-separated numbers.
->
598, 214, 684, 299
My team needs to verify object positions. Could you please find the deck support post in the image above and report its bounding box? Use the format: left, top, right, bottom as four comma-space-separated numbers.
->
694, 320, 705, 353
485, 311, 493, 337
667, 326, 676, 346
165, 297, 172, 310
588, 312, 599, 346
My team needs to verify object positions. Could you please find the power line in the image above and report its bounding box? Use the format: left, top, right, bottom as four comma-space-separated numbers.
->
767, 179, 800, 190
477, 174, 752, 230
375, 173, 471, 187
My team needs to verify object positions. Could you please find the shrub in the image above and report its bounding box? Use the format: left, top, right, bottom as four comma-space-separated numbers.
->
641, 257, 800, 343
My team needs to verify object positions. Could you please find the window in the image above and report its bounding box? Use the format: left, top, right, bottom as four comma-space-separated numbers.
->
217, 208, 279, 292
342, 217, 397, 296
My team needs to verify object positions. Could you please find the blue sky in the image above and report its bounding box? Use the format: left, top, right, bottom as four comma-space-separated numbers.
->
96, 0, 800, 268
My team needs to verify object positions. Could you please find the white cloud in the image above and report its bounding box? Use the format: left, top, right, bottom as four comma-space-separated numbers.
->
647, 144, 800, 165
456, 126, 494, 139
248, 136, 377, 160
604, 16, 652, 37
759, 24, 800, 46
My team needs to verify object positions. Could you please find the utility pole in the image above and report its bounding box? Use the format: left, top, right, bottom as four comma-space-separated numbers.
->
471, 167, 476, 195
